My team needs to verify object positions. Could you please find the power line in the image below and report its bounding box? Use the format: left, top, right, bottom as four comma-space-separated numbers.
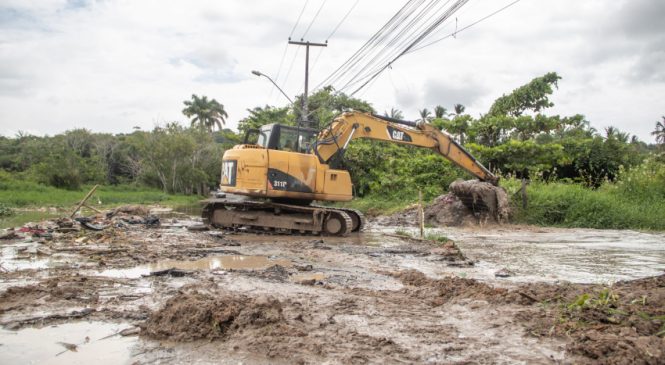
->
290, 0, 310, 38
280, 46, 301, 95
337, 0, 450, 91
348, 0, 470, 95
302, 0, 328, 39
326, 0, 359, 40
270, 0, 310, 102
315, 0, 424, 90
409, 0, 523, 54
309, 0, 361, 90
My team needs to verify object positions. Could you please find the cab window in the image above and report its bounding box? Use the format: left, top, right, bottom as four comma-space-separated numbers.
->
278, 128, 316, 153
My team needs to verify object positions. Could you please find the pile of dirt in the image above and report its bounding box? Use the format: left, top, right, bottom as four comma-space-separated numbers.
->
141, 292, 284, 341
424, 193, 479, 226
378, 180, 510, 227
392, 269, 508, 305
518, 274, 665, 364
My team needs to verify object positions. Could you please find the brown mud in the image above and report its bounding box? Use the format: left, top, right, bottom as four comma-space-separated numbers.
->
0, 208, 664, 364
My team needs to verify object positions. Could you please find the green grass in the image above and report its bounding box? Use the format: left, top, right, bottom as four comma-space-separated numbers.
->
0, 180, 202, 229
424, 232, 450, 243
508, 180, 665, 230
0, 179, 200, 208
503, 158, 665, 230
0, 210, 63, 229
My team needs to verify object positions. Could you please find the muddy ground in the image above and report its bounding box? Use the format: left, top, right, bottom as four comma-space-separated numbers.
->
1, 210, 664, 364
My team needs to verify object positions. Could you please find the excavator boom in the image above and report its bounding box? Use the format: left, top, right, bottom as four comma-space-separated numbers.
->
314, 112, 498, 185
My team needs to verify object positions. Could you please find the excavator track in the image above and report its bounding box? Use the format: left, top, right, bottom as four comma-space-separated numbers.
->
313, 205, 366, 232
202, 199, 363, 236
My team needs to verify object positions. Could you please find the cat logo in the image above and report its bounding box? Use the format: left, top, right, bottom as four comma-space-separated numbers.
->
387, 126, 412, 142
220, 160, 237, 186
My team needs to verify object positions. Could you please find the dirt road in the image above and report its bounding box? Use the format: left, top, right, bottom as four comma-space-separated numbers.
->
1, 216, 663, 364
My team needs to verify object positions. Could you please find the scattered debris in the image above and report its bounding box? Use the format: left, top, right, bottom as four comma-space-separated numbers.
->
187, 224, 210, 231
145, 268, 192, 277
57, 342, 78, 352
0, 230, 18, 240
495, 268, 516, 278
107, 205, 151, 217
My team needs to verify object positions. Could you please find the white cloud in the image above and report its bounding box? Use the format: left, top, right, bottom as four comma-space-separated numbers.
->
0, 0, 663, 142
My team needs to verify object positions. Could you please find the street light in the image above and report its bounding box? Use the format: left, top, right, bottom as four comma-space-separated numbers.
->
251, 70, 294, 104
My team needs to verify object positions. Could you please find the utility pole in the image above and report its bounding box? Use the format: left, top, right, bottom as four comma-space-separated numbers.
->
288, 39, 327, 129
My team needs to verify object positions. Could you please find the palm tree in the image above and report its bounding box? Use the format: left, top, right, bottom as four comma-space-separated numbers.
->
182, 94, 228, 132
453, 103, 466, 116
604, 126, 618, 139
652, 116, 665, 144
384, 107, 404, 120
433, 105, 447, 119
418, 108, 432, 122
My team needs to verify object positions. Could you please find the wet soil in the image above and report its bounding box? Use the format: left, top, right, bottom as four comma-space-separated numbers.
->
1, 211, 664, 364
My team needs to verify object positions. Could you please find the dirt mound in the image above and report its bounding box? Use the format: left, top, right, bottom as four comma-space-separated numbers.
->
518, 274, 665, 364
141, 292, 283, 341
568, 329, 664, 365
378, 180, 510, 227
392, 269, 508, 304
424, 193, 482, 226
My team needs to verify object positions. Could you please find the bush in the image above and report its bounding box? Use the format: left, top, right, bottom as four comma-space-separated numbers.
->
510, 159, 665, 230
0, 202, 13, 217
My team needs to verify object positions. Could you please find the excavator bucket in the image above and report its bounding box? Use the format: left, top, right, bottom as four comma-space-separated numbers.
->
449, 180, 510, 222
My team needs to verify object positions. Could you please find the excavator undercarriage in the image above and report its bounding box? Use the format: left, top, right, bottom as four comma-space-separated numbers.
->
202, 198, 365, 236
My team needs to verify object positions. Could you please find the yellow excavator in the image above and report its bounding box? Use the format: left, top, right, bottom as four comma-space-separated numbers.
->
202, 111, 499, 236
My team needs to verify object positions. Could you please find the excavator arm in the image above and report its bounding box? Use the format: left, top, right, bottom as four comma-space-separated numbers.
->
313, 112, 499, 185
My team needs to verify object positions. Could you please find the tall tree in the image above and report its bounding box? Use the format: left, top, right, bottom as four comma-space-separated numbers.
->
418, 108, 432, 122
182, 94, 228, 132
604, 126, 618, 139
488, 72, 561, 117
652, 116, 665, 145
434, 105, 448, 119
453, 103, 466, 116
384, 107, 404, 120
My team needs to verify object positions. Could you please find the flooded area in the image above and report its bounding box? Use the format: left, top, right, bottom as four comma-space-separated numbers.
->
96, 255, 293, 278
0, 322, 138, 365
1, 212, 664, 364
385, 226, 665, 284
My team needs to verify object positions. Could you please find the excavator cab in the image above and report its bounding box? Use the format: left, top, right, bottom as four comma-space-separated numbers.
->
245, 124, 318, 154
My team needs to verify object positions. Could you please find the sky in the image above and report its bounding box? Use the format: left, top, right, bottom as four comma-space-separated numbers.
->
0, 0, 663, 142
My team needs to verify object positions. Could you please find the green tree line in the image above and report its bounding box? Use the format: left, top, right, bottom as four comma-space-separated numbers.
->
1, 75, 662, 203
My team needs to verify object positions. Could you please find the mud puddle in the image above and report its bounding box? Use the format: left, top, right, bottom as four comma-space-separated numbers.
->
0, 321, 138, 364
95, 255, 293, 278
1, 243, 76, 272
